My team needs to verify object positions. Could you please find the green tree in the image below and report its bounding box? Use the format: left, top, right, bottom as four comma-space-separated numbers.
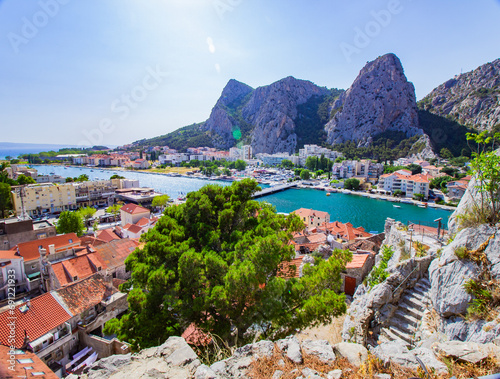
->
16, 175, 36, 185
78, 207, 97, 232
430, 176, 453, 190
152, 195, 170, 212
300, 169, 311, 180
107, 204, 123, 224
440, 167, 457, 176
0, 183, 12, 218
110, 174, 125, 179
281, 159, 294, 169
405, 164, 422, 175
413, 193, 425, 201
464, 131, 500, 224
294, 168, 302, 177
440, 147, 454, 159
234, 159, 247, 171
344, 178, 360, 191
393, 189, 404, 197
76, 174, 89, 182
56, 211, 85, 236
109, 179, 350, 350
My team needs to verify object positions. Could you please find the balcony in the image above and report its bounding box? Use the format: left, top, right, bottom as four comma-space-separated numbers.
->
30, 322, 72, 356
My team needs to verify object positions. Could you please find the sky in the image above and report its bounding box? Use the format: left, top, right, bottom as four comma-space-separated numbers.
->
0, 0, 499, 147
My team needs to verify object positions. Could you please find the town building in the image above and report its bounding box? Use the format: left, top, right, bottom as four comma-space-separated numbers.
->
332, 160, 383, 180
0, 218, 56, 250
378, 170, 430, 199
297, 144, 342, 166
292, 208, 330, 228
120, 204, 151, 226
73, 180, 116, 208
91, 239, 139, 280
0, 345, 58, 379
342, 251, 376, 296
11, 183, 78, 217
0, 249, 28, 301
446, 176, 472, 200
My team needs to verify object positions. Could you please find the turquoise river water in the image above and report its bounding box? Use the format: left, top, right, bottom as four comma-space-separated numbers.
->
33, 165, 451, 233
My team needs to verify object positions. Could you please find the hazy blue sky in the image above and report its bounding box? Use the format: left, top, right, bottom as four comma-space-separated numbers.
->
0, 0, 499, 147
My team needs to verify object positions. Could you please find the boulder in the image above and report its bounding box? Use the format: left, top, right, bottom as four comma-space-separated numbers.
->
301, 339, 336, 363
434, 340, 494, 364
327, 369, 343, 379
277, 335, 303, 363
333, 342, 368, 367
195, 364, 218, 379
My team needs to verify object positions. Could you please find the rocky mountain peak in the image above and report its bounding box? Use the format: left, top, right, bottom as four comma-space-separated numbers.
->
216, 79, 254, 108
243, 77, 330, 155
420, 58, 500, 131
325, 53, 423, 146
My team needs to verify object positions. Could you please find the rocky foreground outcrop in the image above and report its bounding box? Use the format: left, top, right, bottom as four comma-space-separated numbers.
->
420, 58, 500, 132
325, 53, 423, 146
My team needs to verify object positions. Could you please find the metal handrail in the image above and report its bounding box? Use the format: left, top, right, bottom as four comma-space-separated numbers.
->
392, 265, 419, 297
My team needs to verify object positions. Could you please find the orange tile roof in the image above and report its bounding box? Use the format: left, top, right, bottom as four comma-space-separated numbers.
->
135, 217, 150, 227
15, 233, 80, 262
0, 346, 58, 378
181, 323, 212, 346
96, 229, 121, 243
51, 253, 106, 286
293, 208, 329, 220
121, 203, 150, 215
306, 233, 327, 244
125, 224, 143, 234
346, 253, 371, 269
0, 293, 71, 349
93, 239, 139, 270
323, 221, 372, 241
0, 249, 22, 260
54, 275, 116, 316
278, 257, 304, 279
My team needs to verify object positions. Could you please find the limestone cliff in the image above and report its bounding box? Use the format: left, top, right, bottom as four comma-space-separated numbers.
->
325, 53, 423, 146
202, 79, 254, 150
420, 58, 500, 132
242, 77, 330, 154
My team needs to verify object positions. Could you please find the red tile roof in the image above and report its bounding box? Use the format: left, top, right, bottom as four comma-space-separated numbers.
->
96, 228, 121, 243
54, 275, 116, 316
323, 221, 372, 241
278, 257, 304, 279
93, 239, 139, 270
0, 293, 71, 349
125, 224, 143, 234
0, 346, 58, 379
120, 203, 150, 215
346, 253, 371, 269
135, 217, 150, 227
293, 208, 329, 220
51, 253, 107, 287
15, 233, 80, 262
0, 249, 22, 260
181, 323, 212, 346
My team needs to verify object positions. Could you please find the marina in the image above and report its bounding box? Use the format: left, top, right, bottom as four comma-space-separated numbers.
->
33, 165, 453, 233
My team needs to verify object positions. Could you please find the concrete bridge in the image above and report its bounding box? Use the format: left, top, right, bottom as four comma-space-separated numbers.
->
252, 182, 298, 198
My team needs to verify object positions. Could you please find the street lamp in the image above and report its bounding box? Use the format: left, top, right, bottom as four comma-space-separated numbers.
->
409, 228, 414, 256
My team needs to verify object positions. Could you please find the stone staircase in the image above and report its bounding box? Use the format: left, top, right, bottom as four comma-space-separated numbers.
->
379, 277, 431, 347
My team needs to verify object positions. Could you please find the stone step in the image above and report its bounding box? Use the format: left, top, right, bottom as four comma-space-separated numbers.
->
388, 315, 416, 335
399, 301, 424, 319
414, 283, 431, 294
411, 285, 428, 297
389, 324, 414, 344
393, 309, 420, 328
382, 325, 412, 344
419, 277, 431, 287
403, 293, 427, 309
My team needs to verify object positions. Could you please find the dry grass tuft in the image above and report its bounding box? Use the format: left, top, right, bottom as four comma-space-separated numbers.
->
247, 346, 500, 379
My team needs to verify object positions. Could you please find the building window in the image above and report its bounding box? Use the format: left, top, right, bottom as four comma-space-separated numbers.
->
17, 358, 34, 364
32, 372, 46, 376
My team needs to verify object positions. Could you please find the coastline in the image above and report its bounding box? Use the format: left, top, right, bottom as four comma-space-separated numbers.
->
31, 164, 456, 212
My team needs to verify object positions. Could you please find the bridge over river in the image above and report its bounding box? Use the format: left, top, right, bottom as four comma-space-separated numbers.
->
252, 183, 297, 198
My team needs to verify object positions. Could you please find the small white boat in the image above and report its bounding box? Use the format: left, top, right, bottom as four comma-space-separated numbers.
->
393, 205, 401, 208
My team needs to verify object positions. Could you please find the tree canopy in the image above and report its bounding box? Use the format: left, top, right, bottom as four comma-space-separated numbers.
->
344, 178, 360, 191
107, 179, 351, 350
56, 211, 85, 236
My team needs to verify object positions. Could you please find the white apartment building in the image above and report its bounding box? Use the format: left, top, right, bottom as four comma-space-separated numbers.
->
229, 145, 253, 161
332, 160, 383, 180
298, 144, 342, 166
378, 170, 430, 199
